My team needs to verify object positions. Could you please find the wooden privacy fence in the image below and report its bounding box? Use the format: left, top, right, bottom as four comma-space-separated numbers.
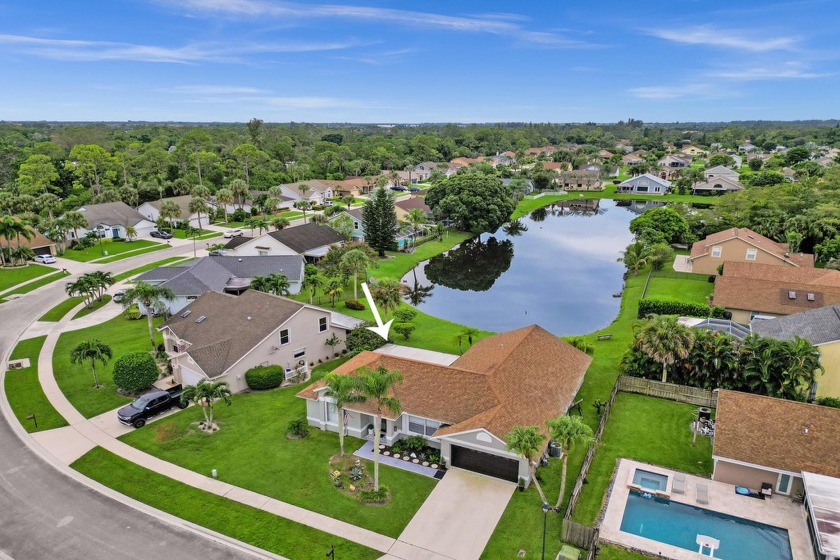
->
561, 519, 599, 550
617, 376, 718, 408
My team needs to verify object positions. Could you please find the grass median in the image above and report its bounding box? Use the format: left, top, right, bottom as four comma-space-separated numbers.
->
4, 336, 68, 432
40, 297, 84, 322
0, 264, 55, 292
62, 239, 163, 263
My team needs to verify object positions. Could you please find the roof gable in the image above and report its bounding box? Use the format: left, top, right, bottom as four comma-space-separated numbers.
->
266, 223, 344, 253
76, 201, 148, 228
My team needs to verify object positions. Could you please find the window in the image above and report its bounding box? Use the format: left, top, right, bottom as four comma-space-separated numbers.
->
407, 415, 442, 437
746, 249, 757, 261
187, 295, 198, 300
354, 221, 360, 229
319, 317, 328, 332
636, 186, 648, 192
258, 249, 268, 257
280, 329, 289, 345
711, 246, 722, 258
654, 187, 660, 192
172, 344, 181, 353
293, 348, 306, 359
326, 403, 337, 423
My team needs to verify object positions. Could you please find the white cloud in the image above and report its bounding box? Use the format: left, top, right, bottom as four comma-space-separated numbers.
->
169, 85, 269, 94
645, 25, 797, 52
708, 63, 830, 80
629, 83, 739, 100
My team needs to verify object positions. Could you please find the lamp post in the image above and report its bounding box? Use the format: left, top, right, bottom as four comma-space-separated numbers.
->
541, 502, 552, 560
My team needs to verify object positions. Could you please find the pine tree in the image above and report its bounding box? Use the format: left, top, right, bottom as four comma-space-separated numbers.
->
362, 187, 398, 257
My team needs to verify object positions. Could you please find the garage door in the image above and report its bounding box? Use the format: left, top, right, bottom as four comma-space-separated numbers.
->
450, 445, 519, 482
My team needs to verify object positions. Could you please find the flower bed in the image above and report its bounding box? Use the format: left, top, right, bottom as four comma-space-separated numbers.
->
377, 437, 441, 470
328, 454, 391, 504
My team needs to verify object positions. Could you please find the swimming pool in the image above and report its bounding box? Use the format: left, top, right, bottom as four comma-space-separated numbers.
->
620, 491, 792, 559
632, 469, 668, 491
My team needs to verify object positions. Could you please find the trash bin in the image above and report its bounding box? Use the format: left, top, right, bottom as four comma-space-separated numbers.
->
698, 407, 712, 422
549, 441, 562, 458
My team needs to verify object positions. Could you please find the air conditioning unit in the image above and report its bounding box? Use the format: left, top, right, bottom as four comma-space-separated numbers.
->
7, 361, 23, 370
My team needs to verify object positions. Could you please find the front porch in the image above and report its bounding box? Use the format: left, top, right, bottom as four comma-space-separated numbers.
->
353, 441, 443, 479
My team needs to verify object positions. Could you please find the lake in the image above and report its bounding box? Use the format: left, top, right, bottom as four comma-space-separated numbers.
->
401, 199, 652, 336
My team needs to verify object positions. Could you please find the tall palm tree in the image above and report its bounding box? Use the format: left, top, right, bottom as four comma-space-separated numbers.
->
340, 248, 372, 300
159, 200, 181, 231
229, 179, 249, 210
325, 277, 344, 307
63, 211, 88, 247
404, 208, 427, 247
547, 415, 594, 512
371, 278, 402, 318
341, 195, 355, 210
66, 275, 96, 307
189, 196, 209, 231
323, 372, 366, 456
302, 270, 323, 304
180, 380, 232, 431
294, 200, 312, 224
87, 271, 115, 301
506, 426, 548, 504
0, 216, 25, 267
356, 365, 403, 491
215, 188, 234, 224
298, 183, 311, 202
121, 281, 175, 349
618, 241, 650, 276
635, 315, 696, 383
70, 339, 112, 388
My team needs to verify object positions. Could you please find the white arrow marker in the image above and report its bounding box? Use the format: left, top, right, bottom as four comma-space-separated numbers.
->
361, 282, 393, 340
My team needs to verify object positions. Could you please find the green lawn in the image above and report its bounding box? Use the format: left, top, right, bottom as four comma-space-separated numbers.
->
113, 256, 187, 282
1, 270, 67, 297
572, 393, 713, 525
72, 447, 380, 560
39, 297, 84, 322
53, 314, 162, 418
72, 294, 113, 319
597, 544, 657, 559
643, 273, 714, 305
119, 359, 437, 538
96, 244, 168, 263
63, 239, 162, 263
5, 336, 68, 432
171, 229, 222, 240
0, 264, 55, 292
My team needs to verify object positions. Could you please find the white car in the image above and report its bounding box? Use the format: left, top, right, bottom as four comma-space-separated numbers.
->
223, 228, 243, 238
33, 254, 57, 264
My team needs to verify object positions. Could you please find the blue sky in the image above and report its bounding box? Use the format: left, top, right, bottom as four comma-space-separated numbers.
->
1, 0, 838, 122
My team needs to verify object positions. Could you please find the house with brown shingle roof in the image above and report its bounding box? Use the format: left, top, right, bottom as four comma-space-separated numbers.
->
712, 261, 840, 323
713, 389, 840, 498
687, 227, 814, 275
298, 326, 591, 483
0, 219, 56, 256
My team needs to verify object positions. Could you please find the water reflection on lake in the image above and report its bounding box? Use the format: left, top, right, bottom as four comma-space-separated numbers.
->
402, 199, 649, 336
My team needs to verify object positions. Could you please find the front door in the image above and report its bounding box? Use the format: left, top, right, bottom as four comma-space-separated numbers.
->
380, 418, 387, 435
112, 227, 120, 238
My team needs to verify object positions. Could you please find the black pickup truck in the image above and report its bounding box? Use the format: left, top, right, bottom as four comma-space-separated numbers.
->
117, 385, 187, 428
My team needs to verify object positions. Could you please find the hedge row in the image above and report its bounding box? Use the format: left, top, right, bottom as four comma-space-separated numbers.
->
637, 299, 727, 319
244, 365, 284, 390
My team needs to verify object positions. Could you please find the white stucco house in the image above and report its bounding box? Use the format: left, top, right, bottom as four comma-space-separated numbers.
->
616, 174, 671, 195
298, 326, 592, 484
138, 195, 205, 229
71, 201, 157, 242
279, 180, 334, 205
223, 222, 344, 261
161, 290, 363, 394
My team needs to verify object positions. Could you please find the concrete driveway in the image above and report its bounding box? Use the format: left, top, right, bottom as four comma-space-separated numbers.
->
388, 468, 515, 560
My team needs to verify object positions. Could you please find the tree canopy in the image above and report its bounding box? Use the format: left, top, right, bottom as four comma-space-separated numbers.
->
426, 171, 515, 235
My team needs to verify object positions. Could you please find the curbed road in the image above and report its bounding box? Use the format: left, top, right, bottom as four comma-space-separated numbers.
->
0, 245, 263, 560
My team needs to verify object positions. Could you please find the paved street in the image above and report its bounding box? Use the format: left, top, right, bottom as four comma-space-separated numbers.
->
0, 243, 265, 560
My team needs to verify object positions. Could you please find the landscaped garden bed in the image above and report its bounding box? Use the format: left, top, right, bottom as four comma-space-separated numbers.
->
379, 436, 441, 469
328, 454, 390, 504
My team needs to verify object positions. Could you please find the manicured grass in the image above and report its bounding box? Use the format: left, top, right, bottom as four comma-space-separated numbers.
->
5, 336, 68, 432
2, 270, 67, 296
0, 264, 55, 292
597, 543, 658, 559
572, 392, 713, 525
113, 256, 186, 282
171, 229, 222, 240
72, 447, 381, 560
53, 314, 162, 418
39, 296, 84, 322
643, 273, 714, 305
62, 239, 162, 263
72, 295, 113, 319
119, 359, 437, 538
96, 244, 168, 263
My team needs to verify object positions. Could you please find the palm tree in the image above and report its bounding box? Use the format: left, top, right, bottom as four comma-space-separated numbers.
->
323, 372, 366, 456
11, 246, 35, 266
0, 216, 26, 267
634, 315, 696, 383
180, 380, 232, 432
298, 183, 311, 201
294, 200, 312, 224
340, 248, 372, 300
251, 273, 291, 296
66, 275, 96, 307
341, 195, 355, 210
325, 277, 344, 307
356, 365, 403, 491
310, 213, 328, 224
63, 211, 88, 247
215, 187, 234, 224
70, 339, 112, 388
302, 271, 324, 304
250, 275, 271, 293
189, 196, 209, 231
371, 278, 402, 318
618, 241, 650, 276
229, 179, 249, 210
88, 271, 115, 301
547, 415, 594, 512
121, 281, 175, 349
124, 225, 137, 242
271, 216, 290, 230
506, 426, 548, 504
159, 200, 181, 231
404, 208, 427, 247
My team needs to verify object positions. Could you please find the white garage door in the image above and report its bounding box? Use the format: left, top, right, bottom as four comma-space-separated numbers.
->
180, 367, 205, 386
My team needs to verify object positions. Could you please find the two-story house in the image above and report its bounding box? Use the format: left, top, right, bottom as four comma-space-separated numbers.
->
684, 227, 813, 275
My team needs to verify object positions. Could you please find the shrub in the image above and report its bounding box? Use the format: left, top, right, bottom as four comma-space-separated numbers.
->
393, 322, 416, 340
346, 322, 387, 353
244, 365, 284, 390
637, 299, 724, 319
113, 352, 159, 392
402, 435, 426, 453
287, 418, 310, 438
344, 299, 366, 311
123, 304, 142, 320
393, 308, 417, 323
231, 208, 248, 222
359, 486, 389, 503
816, 397, 840, 409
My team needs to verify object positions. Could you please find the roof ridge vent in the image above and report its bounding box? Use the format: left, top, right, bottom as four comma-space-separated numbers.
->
195, 315, 206, 323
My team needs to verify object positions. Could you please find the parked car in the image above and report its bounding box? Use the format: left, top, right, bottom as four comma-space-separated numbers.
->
208, 249, 228, 256
409, 187, 422, 193
223, 228, 243, 238
113, 289, 126, 303
150, 230, 173, 239
117, 385, 187, 428
33, 254, 57, 264
390, 186, 407, 191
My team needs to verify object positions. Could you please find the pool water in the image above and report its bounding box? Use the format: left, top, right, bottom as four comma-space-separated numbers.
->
620, 491, 792, 559
632, 469, 668, 491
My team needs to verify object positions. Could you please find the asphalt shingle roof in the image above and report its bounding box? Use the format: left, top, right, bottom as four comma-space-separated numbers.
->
751, 305, 840, 345
265, 223, 344, 253
76, 202, 148, 228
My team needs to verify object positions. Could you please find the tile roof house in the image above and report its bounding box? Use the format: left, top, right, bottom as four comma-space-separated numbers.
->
223, 222, 344, 261
752, 305, 840, 398
137, 195, 206, 229
161, 290, 363, 393
686, 227, 813, 275
136, 255, 305, 315
73, 201, 157, 241
713, 390, 840, 499
616, 174, 671, 195
712, 261, 840, 323
298, 325, 592, 483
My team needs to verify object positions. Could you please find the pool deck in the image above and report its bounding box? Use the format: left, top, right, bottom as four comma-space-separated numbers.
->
600, 459, 813, 560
